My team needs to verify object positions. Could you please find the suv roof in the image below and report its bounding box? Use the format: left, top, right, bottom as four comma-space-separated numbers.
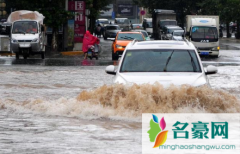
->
127, 40, 196, 50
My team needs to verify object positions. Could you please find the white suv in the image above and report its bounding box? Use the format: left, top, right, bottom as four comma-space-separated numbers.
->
105, 40, 217, 87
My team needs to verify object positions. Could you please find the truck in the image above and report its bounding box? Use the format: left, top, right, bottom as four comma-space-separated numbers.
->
7, 10, 46, 59
185, 15, 219, 57
152, 9, 177, 40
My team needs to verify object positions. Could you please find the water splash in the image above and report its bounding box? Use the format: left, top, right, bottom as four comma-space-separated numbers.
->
1, 83, 240, 121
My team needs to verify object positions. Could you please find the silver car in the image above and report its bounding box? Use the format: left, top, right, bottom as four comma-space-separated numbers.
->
162, 25, 183, 40
103, 25, 121, 40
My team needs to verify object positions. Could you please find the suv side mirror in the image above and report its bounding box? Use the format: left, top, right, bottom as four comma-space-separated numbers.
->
105, 65, 116, 75
205, 65, 218, 75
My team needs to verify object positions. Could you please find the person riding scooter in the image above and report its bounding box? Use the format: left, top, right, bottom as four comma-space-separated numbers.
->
82, 31, 100, 59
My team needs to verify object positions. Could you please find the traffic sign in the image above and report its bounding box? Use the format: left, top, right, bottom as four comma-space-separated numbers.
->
140, 10, 145, 15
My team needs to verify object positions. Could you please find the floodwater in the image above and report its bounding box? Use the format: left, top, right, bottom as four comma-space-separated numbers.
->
0, 65, 240, 154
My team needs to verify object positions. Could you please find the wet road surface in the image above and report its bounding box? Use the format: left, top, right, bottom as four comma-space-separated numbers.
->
1, 37, 240, 66
0, 37, 240, 154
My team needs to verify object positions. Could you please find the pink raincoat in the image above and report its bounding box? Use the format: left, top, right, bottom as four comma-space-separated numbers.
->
82, 31, 100, 53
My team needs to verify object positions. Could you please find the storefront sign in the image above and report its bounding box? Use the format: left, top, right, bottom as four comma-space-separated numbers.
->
68, 0, 86, 43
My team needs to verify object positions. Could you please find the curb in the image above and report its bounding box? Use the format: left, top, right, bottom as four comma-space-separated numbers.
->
60, 51, 84, 56
0, 52, 15, 56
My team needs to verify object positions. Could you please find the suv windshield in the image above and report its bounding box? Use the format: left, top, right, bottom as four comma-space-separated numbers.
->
191, 26, 218, 42
117, 33, 144, 41
12, 21, 38, 34
107, 26, 120, 30
120, 50, 201, 72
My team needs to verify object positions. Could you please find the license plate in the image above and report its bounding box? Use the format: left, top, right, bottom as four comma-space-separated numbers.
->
88, 52, 92, 56
200, 52, 209, 55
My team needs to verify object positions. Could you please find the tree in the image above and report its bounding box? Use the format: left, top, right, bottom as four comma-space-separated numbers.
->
85, 0, 112, 34
133, 0, 202, 28
7, 0, 73, 51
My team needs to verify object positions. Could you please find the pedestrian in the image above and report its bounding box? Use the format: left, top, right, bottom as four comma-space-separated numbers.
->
96, 24, 102, 38
82, 31, 99, 59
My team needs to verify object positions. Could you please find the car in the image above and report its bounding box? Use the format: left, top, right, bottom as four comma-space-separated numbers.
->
103, 25, 121, 40
115, 18, 131, 31
111, 31, 145, 60
131, 23, 143, 30
162, 25, 183, 40
132, 29, 150, 40
172, 30, 185, 41
96, 18, 109, 27
105, 40, 218, 87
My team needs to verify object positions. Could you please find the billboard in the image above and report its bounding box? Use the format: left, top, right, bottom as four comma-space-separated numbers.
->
100, 4, 113, 17
117, 5, 133, 16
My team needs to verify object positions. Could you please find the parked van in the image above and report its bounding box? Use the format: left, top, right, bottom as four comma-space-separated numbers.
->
142, 18, 153, 36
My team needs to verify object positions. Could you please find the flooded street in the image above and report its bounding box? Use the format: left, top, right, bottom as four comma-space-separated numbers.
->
0, 38, 240, 153
0, 65, 239, 153
0, 66, 142, 154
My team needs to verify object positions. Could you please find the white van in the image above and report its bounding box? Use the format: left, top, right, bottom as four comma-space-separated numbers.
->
96, 19, 109, 27
8, 11, 46, 59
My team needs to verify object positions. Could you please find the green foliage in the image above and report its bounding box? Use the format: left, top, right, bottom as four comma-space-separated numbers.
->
133, 0, 240, 25
85, 0, 112, 33
7, 0, 72, 30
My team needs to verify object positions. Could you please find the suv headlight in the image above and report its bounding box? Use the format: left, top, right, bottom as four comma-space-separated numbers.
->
212, 46, 220, 50
11, 39, 18, 43
32, 38, 39, 42
116, 44, 123, 49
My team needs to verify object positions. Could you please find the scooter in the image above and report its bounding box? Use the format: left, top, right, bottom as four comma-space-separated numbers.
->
87, 44, 99, 60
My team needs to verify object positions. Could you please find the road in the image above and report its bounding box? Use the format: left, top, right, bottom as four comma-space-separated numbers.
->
1, 37, 240, 66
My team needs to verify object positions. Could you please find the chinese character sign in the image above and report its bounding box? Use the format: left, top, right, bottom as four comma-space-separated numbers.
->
68, 1, 86, 43
75, 11, 85, 25
75, 1, 85, 11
